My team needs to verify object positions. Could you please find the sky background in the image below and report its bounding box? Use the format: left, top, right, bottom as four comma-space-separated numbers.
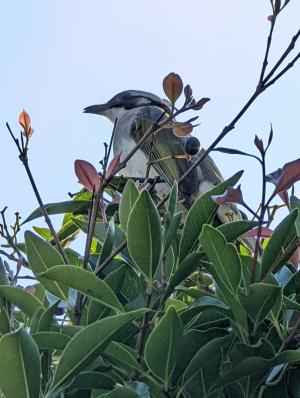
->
1, 1, 300, 258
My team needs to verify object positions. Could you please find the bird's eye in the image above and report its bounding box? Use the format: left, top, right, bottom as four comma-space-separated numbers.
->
184, 136, 201, 156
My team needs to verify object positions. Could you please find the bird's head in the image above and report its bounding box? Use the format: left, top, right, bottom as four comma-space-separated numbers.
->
83, 90, 169, 122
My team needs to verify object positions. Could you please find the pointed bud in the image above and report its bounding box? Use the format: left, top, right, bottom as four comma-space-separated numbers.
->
191, 97, 210, 111
19, 109, 34, 138
254, 135, 264, 154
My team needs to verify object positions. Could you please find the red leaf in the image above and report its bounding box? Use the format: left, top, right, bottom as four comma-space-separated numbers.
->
106, 152, 121, 178
74, 159, 100, 192
163, 72, 183, 104
211, 185, 244, 205
25, 286, 36, 294
184, 84, 193, 100
173, 123, 193, 137
278, 190, 289, 207
242, 227, 273, 238
289, 246, 300, 268
274, 158, 300, 193
191, 97, 210, 111
254, 135, 264, 154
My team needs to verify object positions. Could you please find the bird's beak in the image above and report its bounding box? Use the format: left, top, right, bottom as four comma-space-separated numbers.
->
83, 104, 110, 115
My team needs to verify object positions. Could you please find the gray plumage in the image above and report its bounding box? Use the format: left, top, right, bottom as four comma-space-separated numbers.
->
84, 90, 241, 224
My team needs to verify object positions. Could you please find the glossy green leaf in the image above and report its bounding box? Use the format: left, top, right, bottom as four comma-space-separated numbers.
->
104, 341, 144, 373
107, 386, 139, 397
167, 181, 178, 217
32, 331, 71, 350
214, 350, 300, 391
145, 306, 183, 384
164, 212, 182, 254
0, 306, 10, 335
181, 335, 232, 397
0, 327, 41, 398
291, 196, 300, 236
25, 231, 69, 300
49, 309, 146, 393
164, 252, 204, 299
127, 190, 162, 281
179, 170, 244, 262
39, 265, 123, 313
260, 210, 298, 279
0, 286, 44, 318
200, 225, 242, 297
239, 283, 282, 327
98, 219, 115, 265
217, 220, 258, 242
23, 200, 91, 224
66, 371, 115, 392
88, 265, 126, 324
119, 179, 139, 231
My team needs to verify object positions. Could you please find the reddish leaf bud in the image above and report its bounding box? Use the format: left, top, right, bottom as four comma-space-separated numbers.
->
163, 72, 183, 104
74, 159, 101, 193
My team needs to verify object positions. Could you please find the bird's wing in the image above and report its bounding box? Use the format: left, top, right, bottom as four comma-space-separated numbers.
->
129, 107, 199, 198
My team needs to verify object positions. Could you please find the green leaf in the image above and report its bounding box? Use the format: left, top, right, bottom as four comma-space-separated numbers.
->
163, 212, 182, 254
239, 283, 282, 327
291, 196, 300, 236
260, 210, 298, 279
32, 331, 71, 350
119, 179, 139, 231
39, 265, 123, 313
25, 231, 69, 301
217, 220, 258, 243
49, 309, 146, 393
88, 265, 126, 324
98, 219, 115, 265
107, 386, 139, 397
66, 371, 115, 392
0, 306, 10, 335
200, 225, 242, 297
145, 306, 183, 385
0, 327, 41, 398
165, 252, 204, 298
127, 190, 162, 281
214, 350, 300, 391
173, 328, 228, 382
0, 286, 44, 318
104, 341, 144, 373
38, 301, 59, 332
167, 181, 178, 217
32, 226, 52, 241
23, 200, 91, 224
181, 335, 232, 397
179, 170, 244, 262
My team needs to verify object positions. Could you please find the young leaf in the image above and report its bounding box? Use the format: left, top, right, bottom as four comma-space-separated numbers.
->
74, 159, 101, 192
127, 190, 162, 282
163, 72, 183, 104
0, 327, 41, 398
145, 306, 183, 385
48, 309, 146, 394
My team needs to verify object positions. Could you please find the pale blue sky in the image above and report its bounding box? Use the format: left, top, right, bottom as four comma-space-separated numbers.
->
1, 1, 300, 239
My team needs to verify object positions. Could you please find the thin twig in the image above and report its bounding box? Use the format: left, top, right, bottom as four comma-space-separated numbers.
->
6, 123, 69, 264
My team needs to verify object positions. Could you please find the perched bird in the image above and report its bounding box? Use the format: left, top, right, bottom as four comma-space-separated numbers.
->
84, 90, 241, 224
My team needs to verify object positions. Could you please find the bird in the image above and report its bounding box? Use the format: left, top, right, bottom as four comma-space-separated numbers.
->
83, 90, 242, 225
